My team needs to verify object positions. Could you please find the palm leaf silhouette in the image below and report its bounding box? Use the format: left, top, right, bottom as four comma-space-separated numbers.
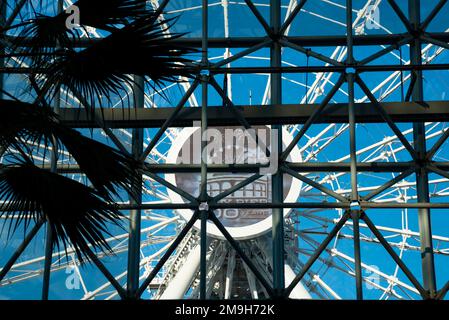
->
73, 0, 150, 29
40, 16, 197, 106
11, 0, 152, 66
1, 1, 195, 266
0, 157, 124, 262
55, 127, 142, 201
0, 99, 141, 201
0, 100, 58, 152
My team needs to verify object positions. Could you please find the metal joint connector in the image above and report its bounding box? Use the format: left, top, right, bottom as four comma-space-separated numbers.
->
199, 202, 209, 212
346, 67, 357, 74
199, 69, 210, 81
350, 201, 361, 212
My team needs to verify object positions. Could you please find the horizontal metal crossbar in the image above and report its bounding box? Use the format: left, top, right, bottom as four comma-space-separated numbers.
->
4, 32, 449, 48
53, 101, 449, 128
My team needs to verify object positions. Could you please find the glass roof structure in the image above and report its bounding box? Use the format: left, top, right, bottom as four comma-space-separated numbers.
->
1, 0, 449, 301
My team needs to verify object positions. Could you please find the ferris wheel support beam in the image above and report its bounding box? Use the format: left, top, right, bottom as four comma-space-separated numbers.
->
362, 168, 416, 201
224, 249, 236, 299
284, 265, 311, 299
409, 0, 438, 298
243, 261, 259, 299
141, 212, 200, 298
160, 244, 202, 299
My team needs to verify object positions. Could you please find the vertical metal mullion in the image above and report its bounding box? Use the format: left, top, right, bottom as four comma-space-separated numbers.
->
409, 0, 437, 298
126, 76, 144, 298
348, 72, 363, 299
42, 71, 62, 301
41, 0, 64, 301
270, 0, 285, 298
0, 0, 6, 99
199, 0, 209, 301
348, 74, 363, 300
0, 0, 6, 156
346, 0, 363, 300
351, 208, 363, 299
41, 224, 53, 300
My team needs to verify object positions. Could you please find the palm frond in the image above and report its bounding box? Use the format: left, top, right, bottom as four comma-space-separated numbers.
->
9, 14, 71, 67
0, 99, 142, 201
54, 127, 142, 201
41, 16, 198, 106
0, 99, 58, 152
75, 0, 151, 30
11, 0, 152, 66
0, 159, 124, 262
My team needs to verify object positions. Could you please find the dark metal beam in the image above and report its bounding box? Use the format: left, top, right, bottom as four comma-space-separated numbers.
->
126, 76, 144, 299
387, 0, 414, 33
421, 0, 448, 31
55, 101, 449, 128
362, 168, 416, 201
3, 0, 27, 29
139, 78, 200, 161
137, 211, 199, 298
75, 201, 449, 210
3, 200, 449, 213
85, 248, 127, 299
0, 220, 45, 282
270, 0, 285, 298
282, 165, 348, 202
346, 0, 363, 300
16, 161, 449, 174
356, 74, 419, 161
42, 1, 64, 300
6, 63, 449, 75
362, 212, 428, 298
409, 0, 438, 298
285, 212, 351, 296
280, 39, 343, 66
244, 0, 271, 36
280, 0, 307, 35
5, 33, 449, 48
209, 214, 274, 295
199, 0, 209, 300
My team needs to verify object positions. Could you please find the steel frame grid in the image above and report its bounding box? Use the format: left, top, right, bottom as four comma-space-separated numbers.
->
0, 0, 449, 300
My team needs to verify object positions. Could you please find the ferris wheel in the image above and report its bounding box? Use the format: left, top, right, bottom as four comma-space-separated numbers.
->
1, 0, 449, 301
